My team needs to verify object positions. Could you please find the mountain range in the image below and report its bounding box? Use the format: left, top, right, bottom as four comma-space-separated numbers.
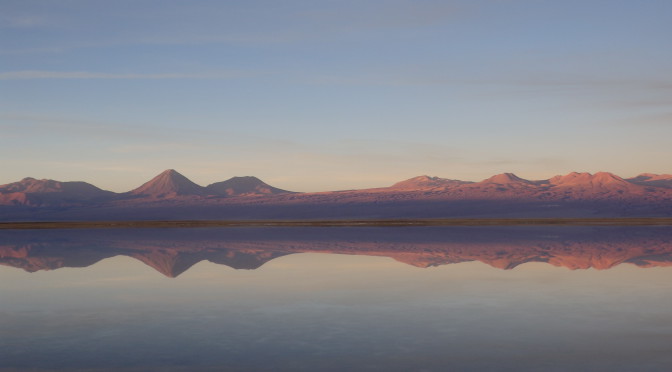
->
2, 226, 671, 277
1, 169, 672, 220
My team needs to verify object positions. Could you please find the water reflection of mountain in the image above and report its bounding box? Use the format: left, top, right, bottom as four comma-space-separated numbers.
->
1, 227, 672, 277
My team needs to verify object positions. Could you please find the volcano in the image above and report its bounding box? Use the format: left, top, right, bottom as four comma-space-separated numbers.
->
206, 176, 292, 196
128, 169, 206, 198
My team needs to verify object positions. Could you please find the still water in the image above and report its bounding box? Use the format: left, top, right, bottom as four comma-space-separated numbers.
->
1, 226, 672, 371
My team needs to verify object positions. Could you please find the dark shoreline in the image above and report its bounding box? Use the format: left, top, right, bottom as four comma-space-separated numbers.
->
2, 218, 672, 230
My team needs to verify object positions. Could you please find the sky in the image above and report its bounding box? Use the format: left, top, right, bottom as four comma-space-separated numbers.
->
1, 0, 671, 192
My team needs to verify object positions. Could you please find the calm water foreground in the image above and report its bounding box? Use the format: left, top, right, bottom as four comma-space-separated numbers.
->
1, 226, 672, 371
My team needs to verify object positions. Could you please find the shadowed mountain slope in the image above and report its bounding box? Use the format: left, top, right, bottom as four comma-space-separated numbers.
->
628, 173, 672, 189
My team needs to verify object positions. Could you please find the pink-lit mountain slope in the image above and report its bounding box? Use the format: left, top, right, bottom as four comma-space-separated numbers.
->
389, 175, 471, 190
0, 169, 294, 207
0, 177, 115, 206
384, 172, 666, 201
380, 171, 659, 200
2, 170, 672, 219
126, 170, 293, 199
205, 176, 292, 196
128, 169, 207, 198
481, 172, 534, 185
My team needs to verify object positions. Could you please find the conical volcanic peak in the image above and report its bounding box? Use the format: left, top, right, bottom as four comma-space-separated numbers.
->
480, 173, 531, 185
592, 172, 629, 185
206, 176, 292, 196
390, 175, 469, 190
130, 169, 206, 197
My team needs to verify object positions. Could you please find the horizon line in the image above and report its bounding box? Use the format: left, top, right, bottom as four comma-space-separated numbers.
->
2, 168, 671, 193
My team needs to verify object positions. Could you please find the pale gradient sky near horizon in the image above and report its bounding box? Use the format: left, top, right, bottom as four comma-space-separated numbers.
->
1, 0, 671, 192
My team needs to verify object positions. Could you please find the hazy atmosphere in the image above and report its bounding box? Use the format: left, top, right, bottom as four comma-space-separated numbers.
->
3, 3, 672, 370
2, 0, 671, 192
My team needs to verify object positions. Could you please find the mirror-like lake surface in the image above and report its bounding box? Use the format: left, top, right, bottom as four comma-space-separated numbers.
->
1, 226, 672, 371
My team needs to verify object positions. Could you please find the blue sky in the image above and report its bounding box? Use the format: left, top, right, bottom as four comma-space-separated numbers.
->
1, 0, 671, 192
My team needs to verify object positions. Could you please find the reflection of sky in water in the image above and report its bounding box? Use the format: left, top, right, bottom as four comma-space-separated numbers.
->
2, 248, 672, 371
2, 226, 672, 371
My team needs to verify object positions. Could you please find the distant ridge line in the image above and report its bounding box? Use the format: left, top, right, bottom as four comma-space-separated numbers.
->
3, 169, 672, 219
3, 218, 672, 229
